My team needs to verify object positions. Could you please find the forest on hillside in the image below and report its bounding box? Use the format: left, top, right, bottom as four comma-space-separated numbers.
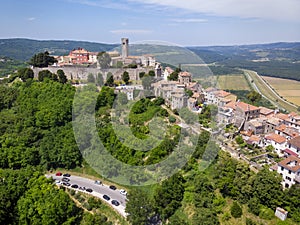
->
1, 68, 300, 224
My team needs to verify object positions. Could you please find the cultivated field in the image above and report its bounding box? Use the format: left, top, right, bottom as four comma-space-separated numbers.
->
217, 75, 251, 91
262, 76, 300, 106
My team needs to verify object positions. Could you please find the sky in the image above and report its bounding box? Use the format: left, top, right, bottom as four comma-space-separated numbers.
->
0, 0, 299, 46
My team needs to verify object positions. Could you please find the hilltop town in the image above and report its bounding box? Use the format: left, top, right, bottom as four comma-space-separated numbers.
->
30, 38, 300, 191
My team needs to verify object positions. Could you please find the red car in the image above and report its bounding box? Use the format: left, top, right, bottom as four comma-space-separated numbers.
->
56, 172, 62, 176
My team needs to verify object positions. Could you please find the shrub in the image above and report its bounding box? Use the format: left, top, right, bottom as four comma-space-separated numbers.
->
246, 218, 256, 225
231, 201, 243, 218
259, 206, 274, 220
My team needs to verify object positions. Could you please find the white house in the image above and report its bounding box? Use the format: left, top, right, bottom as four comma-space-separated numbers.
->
264, 133, 287, 156
277, 156, 300, 188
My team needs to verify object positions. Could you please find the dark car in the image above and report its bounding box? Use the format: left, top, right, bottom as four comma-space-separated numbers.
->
103, 195, 110, 201
111, 200, 120, 206
56, 172, 62, 176
86, 188, 93, 193
109, 185, 117, 190
62, 182, 71, 186
63, 173, 71, 177
71, 184, 78, 189
62, 177, 70, 182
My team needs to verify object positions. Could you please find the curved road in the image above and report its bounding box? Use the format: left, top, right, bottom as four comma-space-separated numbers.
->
46, 174, 127, 217
243, 69, 297, 112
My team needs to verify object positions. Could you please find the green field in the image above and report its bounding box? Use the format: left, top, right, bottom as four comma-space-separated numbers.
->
217, 74, 251, 91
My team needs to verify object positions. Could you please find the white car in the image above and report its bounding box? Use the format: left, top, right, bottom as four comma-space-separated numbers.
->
55, 180, 61, 184
120, 189, 127, 196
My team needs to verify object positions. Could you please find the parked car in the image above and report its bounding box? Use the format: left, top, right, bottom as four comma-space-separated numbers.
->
120, 189, 127, 196
103, 195, 110, 201
111, 200, 120, 206
56, 172, 62, 176
62, 177, 70, 182
86, 188, 93, 193
71, 184, 78, 189
63, 173, 71, 177
62, 182, 71, 186
109, 185, 117, 190
55, 180, 61, 184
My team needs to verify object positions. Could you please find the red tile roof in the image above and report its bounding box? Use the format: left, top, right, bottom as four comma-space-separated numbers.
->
236, 101, 259, 112
259, 106, 274, 115
265, 133, 286, 144
278, 156, 300, 172
179, 71, 192, 77
284, 149, 298, 157
289, 136, 300, 148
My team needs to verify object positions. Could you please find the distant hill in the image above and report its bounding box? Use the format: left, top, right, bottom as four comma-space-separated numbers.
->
188, 42, 300, 81
0, 38, 118, 61
0, 38, 299, 81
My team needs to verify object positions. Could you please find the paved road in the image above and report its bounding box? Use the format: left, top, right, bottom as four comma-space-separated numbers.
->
244, 70, 297, 112
46, 174, 127, 217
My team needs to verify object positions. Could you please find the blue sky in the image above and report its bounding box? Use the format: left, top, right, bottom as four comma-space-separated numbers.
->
0, 0, 299, 46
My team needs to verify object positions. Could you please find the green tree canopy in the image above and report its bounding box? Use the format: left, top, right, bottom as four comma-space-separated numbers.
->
29, 51, 57, 68
97, 51, 111, 69
96, 72, 104, 86
122, 71, 130, 84
105, 72, 114, 86
231, 201, 243, 218
57, 69, 67, 84
87, 73, 95, 83
17, 67, 34, 81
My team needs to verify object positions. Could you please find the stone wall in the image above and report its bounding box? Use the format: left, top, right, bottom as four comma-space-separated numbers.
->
33, 66, 153, 82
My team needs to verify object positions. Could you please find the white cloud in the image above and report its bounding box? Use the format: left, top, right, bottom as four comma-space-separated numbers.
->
110, 29, 152, 34
129, 0, 300, 22
171, 18, 207, 23
27, 17, 36, 21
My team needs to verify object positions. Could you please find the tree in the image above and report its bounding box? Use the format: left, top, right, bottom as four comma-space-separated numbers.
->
38, 70, 54, 81
125, 189, 156, 225
168, 68, 181, 81
247, 91, 262, 103
192, 208, 220, 225
230, 201, 243, 218
153, 174, 185, 220
252, 168, 283, 209
185, 89, 193, 97
139, 72, 145, 79
29, 51, 57, 68
122, 71, 130, 84
141, 75, 153, 90
284, 184, 300, 222
149, 70, 155, 77
17, 176, 81, 225
87, 73, 95, 83
96, 72, 104, 86
17, 68, 34, 81
105, 72, 114, 86
97, 51, 111, 69
57, 69, 67, 84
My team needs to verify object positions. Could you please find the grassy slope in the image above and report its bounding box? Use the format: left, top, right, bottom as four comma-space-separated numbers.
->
243, 69, 298, 113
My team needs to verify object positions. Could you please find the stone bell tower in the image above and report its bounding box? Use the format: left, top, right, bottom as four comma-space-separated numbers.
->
121, 38, 129, 60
